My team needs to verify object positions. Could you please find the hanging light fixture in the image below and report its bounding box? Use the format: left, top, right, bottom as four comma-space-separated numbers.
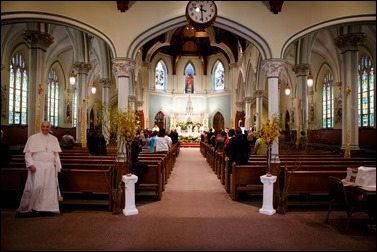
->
284, 84, 291, 96
91, 83, 97, 94
307, 71, 314, 87
69, 71, 76, 85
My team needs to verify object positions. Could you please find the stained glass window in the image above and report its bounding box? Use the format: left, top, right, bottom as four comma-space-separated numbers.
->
155, 60, 167, 91
358, 55, 374, 127
322, 70, 334, 128
213, 60, 224, 91
8, 52, 28, 125
47, 70, 60, 126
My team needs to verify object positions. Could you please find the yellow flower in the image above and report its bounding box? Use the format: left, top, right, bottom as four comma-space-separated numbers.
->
258, 116, 282, 146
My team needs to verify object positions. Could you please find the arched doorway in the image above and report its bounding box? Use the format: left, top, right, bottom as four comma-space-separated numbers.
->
154, 111, 165, 130
212, 112, 224, 132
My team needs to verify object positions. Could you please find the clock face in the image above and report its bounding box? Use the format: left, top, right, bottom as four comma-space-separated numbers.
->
186, 1, 217, 28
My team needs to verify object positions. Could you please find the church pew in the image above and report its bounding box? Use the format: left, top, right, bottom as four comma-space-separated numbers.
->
229, 162, 348, 199
1, 168, 28, 205
58, 167, 114, 211
230, 163, 266, 200
135, 163, 163, 200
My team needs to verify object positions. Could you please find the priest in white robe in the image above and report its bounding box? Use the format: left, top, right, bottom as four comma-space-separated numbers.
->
16, 121, 62, 216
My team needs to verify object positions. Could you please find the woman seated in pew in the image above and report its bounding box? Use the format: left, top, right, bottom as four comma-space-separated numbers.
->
154, 128, 172, 154
253, 133, 268, 155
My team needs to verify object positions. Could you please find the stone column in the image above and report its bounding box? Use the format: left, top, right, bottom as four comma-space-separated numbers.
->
335, 32, 365, 154
292, 63, 310, 146
23, 29, 54, 135
244, 96, 252, 130
74, 62, 92, 147
254, 90, 264, 132
261, 59, 285, 156
100, 78, 112, 143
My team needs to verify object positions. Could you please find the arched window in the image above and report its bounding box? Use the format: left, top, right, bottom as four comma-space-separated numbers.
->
155, 60, 167, 91
184, 63, 195, 94
47, 69, 60, 126
358, 54, 375, 127
322, 70, 334, 128
213, 60, 224, 91
8, 52, 28, 125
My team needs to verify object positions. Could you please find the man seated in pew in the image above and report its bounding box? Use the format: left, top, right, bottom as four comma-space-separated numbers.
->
225, 127, 251, 172
60, 129, 76, 149
131, 136, 149, 186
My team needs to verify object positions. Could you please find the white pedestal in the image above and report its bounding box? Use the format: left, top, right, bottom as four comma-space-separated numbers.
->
259, 175, 277, 215
122, 174, 139, 216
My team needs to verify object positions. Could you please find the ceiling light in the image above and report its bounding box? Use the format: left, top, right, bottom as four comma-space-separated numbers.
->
69, 71, 76, 85
91, 84, 97, 94
284, 84, 291, 96
307, 72, 313, 87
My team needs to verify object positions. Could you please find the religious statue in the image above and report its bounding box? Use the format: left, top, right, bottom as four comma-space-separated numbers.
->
185, 73, 194, 93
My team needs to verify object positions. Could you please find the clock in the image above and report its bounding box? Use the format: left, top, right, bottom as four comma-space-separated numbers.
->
185, 1, 217, 29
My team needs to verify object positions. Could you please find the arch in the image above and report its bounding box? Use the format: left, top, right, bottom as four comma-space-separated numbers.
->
212, 111, 225, 132
1, 12, 117, 59
154, 111, 165, 130
281, 15, 375, 58
128, 16, 271, 60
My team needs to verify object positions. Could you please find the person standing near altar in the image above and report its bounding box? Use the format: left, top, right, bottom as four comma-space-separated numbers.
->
152, 124, 160, 132
16, 121, 62, 217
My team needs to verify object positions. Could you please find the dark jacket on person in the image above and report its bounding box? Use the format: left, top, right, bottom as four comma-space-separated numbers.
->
225, 128, 251, 166
131, 138, 149, 185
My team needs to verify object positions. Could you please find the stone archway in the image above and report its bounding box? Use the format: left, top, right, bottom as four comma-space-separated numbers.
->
154, 111, 165, 130
212, 112, 224, 132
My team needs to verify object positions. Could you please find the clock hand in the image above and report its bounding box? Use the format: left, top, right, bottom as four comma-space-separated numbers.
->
199, 4, 207, 21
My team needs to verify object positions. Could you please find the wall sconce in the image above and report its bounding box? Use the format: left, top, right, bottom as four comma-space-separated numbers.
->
69, 71, 76, 85
307, 71, 314, 87
91, 83, 97, 94
284, 84, 291, 96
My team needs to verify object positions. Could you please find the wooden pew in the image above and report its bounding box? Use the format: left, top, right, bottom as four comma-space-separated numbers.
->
230, 163, 266, 200
1, 168, 28, 205
59, 167, 114, 211
135, 163, 163, 200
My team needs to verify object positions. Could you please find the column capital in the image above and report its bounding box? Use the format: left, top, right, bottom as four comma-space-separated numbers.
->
100, 78, 113, 88
136, 101, 144, 107
73, 62, 92, 74
292, 63, 310, 76
335, 32, 365, 53
112, 58, 135, 77
261, 59, 286, 78
23, 30, 54, 51
254, 90, 264, 97
244, 96, 252, 103
129, 95, 137, 102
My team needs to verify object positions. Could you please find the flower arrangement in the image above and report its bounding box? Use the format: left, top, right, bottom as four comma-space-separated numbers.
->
255, 116, 282, 147
95, 102, 140, 211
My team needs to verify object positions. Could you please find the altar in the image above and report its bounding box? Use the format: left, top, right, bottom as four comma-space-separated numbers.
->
169, 94, 209, 138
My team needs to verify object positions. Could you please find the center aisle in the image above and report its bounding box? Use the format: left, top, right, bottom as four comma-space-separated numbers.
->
137, 147, 259, 218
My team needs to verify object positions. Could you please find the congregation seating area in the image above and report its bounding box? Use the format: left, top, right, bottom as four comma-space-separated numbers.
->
1, 143, 180, 211
200, 141, 376, 213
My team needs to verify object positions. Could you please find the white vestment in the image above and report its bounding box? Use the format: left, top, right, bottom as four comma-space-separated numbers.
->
17, 133, 62, 213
